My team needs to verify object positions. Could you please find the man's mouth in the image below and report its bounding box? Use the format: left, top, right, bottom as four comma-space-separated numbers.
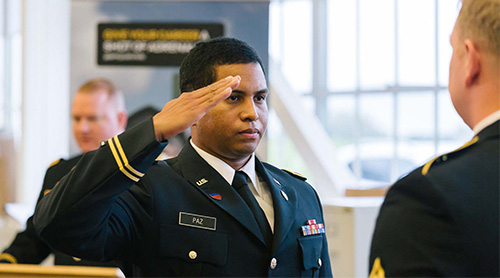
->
239, 128, 260, 139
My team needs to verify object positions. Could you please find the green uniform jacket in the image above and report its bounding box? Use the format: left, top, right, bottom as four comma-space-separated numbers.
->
34, 119, 333, 277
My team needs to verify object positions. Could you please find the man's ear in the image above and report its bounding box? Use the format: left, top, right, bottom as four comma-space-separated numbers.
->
118, 111, 128, 130
464, 39, 481, 88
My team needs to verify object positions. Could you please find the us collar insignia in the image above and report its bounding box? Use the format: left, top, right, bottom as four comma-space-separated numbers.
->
196, 178, 208, 186
210, 193, 222, 200
301, 219, 325, 236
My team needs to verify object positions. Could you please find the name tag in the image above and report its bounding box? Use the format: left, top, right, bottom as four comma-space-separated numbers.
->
179, 212, 216, 231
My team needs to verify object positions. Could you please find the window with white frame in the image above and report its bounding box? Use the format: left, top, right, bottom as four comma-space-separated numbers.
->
268, 0, 472, 187
0, 0, 5, 130
0, 0, 22, 136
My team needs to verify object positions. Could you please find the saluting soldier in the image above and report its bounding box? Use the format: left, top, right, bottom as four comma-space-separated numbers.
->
33, 38, 333, 277
0, 78, 127, 267
369, 0, 500, 276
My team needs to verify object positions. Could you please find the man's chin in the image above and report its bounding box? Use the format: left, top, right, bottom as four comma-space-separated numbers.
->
233, 143, 258, 157
79, 143, 98, 153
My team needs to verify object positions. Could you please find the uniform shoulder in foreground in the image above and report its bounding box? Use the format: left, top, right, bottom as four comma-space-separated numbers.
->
369, 121, 500, 277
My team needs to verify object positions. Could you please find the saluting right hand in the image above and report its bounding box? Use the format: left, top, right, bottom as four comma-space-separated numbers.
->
152, 75, 241, 142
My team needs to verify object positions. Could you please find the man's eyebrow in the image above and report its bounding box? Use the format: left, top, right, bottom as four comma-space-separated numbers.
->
232, 89, 269, 95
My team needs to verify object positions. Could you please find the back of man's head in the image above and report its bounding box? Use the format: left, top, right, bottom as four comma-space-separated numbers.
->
126, 106, 159, 130
72, 78, 127, 153
179, 37, 264, 93
457, 0, 500, 59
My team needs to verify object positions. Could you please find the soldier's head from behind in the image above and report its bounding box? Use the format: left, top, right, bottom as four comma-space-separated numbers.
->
180, 38, 268, 169
448, 0, 500, 128
72, 78, 128, 153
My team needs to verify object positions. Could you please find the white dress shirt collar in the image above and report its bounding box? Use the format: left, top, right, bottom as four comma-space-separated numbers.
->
473, 110, 500, 135
190, 139, 259, 193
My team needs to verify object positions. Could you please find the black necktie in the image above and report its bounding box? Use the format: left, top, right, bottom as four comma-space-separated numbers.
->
232, 171, 272, 246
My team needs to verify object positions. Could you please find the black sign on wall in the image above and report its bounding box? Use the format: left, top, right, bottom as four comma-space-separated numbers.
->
97, 23, 224, 66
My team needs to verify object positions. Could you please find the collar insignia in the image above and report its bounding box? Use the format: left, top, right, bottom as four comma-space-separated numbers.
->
196, 178, 208, 186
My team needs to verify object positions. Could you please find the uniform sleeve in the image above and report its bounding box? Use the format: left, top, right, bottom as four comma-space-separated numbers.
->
0, 159, 70, 264
33, 119, 167, 262
0, 215, 51, 264
368, 173, 467, 277
314, 190, 332, 277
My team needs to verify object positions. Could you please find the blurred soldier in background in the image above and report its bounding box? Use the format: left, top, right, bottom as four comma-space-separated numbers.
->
0, 78, 127, 266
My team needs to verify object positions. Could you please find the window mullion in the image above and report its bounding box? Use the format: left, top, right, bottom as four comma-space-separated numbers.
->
312, 0, 328, 125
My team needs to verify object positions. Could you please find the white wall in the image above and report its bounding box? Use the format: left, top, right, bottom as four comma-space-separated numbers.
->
20, 0, 70, 206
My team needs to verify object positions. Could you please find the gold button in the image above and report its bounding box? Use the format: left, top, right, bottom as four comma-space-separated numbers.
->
318, 258, 322, 267
270, 257, 278, 270
188, 251, 197, 260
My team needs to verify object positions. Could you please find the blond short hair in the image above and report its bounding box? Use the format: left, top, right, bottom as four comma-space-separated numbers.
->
77, 78, 126, 111
457, 0, 500, 57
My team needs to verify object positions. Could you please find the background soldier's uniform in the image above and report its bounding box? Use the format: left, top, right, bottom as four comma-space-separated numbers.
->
369, 120, 500, 277
0, 155, 116, 267
34, 119, 332, 277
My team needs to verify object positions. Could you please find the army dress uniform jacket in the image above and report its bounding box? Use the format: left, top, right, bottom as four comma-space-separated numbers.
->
369, 120, 500, 277
33, 119, 332, 277
0, 155, 116, 267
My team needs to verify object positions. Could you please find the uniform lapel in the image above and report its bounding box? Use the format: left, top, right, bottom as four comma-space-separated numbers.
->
176, 143, 267, 246
255, 159, 297, 253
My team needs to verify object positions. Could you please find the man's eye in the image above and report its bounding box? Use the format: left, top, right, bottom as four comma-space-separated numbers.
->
229, 95, 240, 101
256, 95, 266, 101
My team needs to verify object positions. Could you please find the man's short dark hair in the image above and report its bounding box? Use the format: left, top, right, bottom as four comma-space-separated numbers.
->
179, 37, 265, 93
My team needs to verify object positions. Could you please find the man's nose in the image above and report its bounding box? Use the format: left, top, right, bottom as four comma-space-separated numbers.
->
77, 120, 90, 133
240, 99, 259, 121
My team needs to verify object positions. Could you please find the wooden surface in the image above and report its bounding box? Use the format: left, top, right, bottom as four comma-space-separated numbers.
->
345, 187, 389, 197
0, 264, 123, 278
